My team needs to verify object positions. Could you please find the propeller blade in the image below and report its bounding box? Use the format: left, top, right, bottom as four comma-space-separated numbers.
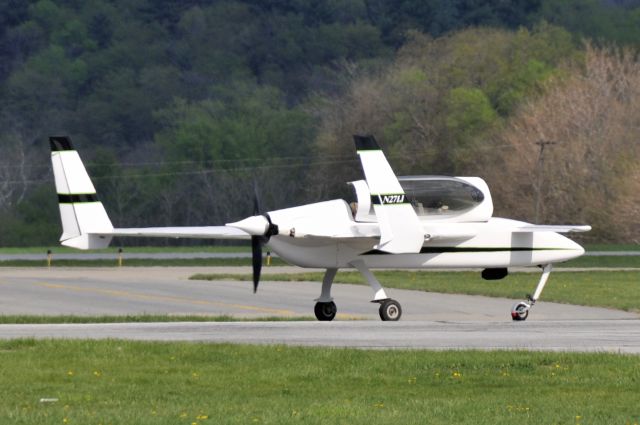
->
252, 180, 262, 216
251, 235, 263, 293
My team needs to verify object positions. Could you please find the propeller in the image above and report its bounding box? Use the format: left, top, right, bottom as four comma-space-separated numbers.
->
248, 183, 278, 293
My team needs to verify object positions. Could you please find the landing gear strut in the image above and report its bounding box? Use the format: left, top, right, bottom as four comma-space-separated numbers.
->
511, 264, 552, 321
351, 260, 402, 321
314, 268, 338, 321
313, 262, 403, 322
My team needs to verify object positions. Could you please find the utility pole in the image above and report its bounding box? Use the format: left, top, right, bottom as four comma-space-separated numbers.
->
534, 140, 556, 223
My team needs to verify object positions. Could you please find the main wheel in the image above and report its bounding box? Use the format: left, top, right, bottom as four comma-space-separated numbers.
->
511, 301, 530, 321
379, 299, 402, 321
314, 301, 337, 321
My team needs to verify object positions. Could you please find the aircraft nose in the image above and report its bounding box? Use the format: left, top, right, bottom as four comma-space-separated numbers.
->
560, 234, 585, 259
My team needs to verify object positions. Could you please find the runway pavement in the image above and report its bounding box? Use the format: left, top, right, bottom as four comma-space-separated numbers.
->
0, 267, 638, 352
1, 320, 639, 353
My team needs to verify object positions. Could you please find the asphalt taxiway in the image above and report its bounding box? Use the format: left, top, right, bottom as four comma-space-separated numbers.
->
0, 267, 638, 352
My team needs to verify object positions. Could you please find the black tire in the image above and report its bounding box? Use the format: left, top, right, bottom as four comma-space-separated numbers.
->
379, 299, 402, 321
511, 302, 529, 321
314, 301, 337, 321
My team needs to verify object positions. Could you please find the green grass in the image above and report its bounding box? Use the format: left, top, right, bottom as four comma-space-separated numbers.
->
0, 245, 251, 254
563, 255, 640, 268
2, 243, 637, 254
0, 340, 638, 424
0, 258, 287, 267
192, 271, 640, 313
0, 315, 313, 324
584, 243, 640, 251
1, 255, 639, 268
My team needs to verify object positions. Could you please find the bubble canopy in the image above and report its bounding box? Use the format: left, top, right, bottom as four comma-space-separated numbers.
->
398, 176, 485, 216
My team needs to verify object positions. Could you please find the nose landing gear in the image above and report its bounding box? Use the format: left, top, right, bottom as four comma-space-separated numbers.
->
511, 264, 552, 321
511, 301, 530, 321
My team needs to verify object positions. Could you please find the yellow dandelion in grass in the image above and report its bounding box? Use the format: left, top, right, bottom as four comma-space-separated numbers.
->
575, 415, 582, 420
93, 371, 102, 378
67, 370, 74, 377
196, 414, 208, 420
452, 371, 462, 378
374, 401, 384, 408
63, 418, 69, 424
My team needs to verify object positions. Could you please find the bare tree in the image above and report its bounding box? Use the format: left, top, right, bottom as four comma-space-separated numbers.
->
490, 44, 640, 241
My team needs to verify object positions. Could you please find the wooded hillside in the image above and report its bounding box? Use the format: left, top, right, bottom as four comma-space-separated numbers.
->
1, 0, 639, 244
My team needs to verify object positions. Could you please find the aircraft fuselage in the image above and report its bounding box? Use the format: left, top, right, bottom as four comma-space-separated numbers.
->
266, 200, 584, 269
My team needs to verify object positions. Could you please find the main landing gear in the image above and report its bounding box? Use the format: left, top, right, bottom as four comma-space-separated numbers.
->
511, 264, 552, 321
314, 301, 337, 321
313, 262, 402, 322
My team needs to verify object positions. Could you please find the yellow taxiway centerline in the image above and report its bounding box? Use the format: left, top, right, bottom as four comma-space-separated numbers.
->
39, 282, 295, 316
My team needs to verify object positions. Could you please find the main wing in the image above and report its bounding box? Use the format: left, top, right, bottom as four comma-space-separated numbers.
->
516, 225, 592, 233
110, 226, 250, 239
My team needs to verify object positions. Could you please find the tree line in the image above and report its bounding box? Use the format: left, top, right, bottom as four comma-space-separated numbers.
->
1, 0, 639, 245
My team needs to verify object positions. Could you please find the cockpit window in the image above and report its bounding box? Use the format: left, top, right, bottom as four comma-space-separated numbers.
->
399, 178, 484, 216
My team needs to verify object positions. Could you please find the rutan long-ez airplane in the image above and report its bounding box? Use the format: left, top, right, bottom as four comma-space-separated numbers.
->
49, 135, 590, 322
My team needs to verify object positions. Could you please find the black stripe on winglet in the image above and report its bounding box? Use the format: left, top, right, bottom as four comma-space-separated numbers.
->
58, 194, 98, 203
354, 134, 380, 151
49, 136, 74, 152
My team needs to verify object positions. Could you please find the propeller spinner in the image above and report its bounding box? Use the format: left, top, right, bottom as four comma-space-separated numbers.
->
226, 193, 279, 293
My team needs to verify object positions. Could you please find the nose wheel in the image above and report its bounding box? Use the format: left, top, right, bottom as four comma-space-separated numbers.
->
510, 264, 553, 321
314, 301, 337, 321
379, 299, 402, 321
511, 301, 530, 321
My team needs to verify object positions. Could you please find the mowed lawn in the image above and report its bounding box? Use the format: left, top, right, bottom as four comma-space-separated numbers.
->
192, 271, 640, 312
0, 339, 638, 425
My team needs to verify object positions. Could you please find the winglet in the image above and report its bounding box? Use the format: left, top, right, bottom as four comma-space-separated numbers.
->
354, 135, 424, 253
49, 136, 74, 152
354, 134, 380, 151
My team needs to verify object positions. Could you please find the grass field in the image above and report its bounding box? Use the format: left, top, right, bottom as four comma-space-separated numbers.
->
192, 270, 640, 313
1, 244, 637, 254
1, 254, 640, 268
0, 258, 287, 268
0, 339, 638, 424
0, 246, 251, 254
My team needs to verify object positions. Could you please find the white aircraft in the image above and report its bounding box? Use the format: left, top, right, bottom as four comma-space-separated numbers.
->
49, 135, 590, 322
